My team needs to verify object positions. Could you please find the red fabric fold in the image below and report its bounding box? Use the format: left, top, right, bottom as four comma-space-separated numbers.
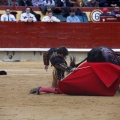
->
82, 62, 120, 87
58, 62, 120, 96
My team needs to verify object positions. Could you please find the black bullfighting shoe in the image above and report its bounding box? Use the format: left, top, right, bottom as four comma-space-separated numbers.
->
0, 70, 7, 75
29, 87, 41, 95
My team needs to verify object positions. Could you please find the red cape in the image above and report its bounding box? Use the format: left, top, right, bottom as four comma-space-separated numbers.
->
57, 62, 120, 96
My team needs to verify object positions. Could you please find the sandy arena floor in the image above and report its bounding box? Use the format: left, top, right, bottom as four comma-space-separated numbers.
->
0, 61, 120, 120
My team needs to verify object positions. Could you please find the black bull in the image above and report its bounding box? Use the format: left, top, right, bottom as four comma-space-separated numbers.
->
70, 46, 120, 68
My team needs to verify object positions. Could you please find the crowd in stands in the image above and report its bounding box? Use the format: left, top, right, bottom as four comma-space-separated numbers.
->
0, 6, 120, 22
0, 7, 89, 22
100, 6, 120, 17
0, 0, 120, 7
0, 0, 120, 22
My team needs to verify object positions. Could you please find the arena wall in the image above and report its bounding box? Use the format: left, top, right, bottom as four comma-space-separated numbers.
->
0, 22, 120, 48
0, 22, 120, 61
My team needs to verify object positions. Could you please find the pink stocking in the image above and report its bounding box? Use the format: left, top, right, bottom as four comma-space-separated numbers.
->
39, 87, 57, 94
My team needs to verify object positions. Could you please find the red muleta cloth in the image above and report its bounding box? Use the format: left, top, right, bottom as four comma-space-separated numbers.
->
57, 62, 120, 96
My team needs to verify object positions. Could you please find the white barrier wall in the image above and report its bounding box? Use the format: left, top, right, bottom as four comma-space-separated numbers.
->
0, 51, 88, 61
1, 48, 120, 61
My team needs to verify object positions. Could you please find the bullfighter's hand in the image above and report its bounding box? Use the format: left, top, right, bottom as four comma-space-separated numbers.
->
45, 65, 48, 71
70, 68, 78, 72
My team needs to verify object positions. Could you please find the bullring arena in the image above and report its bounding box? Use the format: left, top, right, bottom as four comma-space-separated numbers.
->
0, 6, 120, 120
0, 60, 120, 120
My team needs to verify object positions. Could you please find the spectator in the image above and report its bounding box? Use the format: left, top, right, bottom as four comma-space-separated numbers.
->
66, 9, 80, 22
32, 0, 44, 6
55, 0, 74, 7
98, 0, 108, 7
73, 0, 85, 7
42, 10, 60, 22
85, 0, 99, 7
111, 6, 120, 17
7, 0, 19, 6
100, 8, 111, 16
118, 0, 120, 7
52, 7, 70, 21
107, 0, 120, 7
0, 0, 6, 5
75, 8, 88, 22
20, 7, 37, 22
19, 0, 33, 6
82, 0, 90, 6
61, 7, 70, 17
43, 0, 55, 6
22, 7, 41, 21
53, 8, 67, 22
1, 8, 17, 22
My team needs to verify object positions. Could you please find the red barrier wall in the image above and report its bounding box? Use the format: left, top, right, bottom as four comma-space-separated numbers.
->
0, 22, 120, 48
0, 6, 115, 11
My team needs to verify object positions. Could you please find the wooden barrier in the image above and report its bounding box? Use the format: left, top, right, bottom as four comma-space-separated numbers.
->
0, 22, 120, 49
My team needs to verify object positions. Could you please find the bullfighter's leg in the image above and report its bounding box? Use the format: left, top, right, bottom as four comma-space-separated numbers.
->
29, 87, 57, 95
52, 68, 58, 88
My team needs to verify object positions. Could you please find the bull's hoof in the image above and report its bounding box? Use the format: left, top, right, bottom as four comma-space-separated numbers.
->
0, 71, 7, 75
